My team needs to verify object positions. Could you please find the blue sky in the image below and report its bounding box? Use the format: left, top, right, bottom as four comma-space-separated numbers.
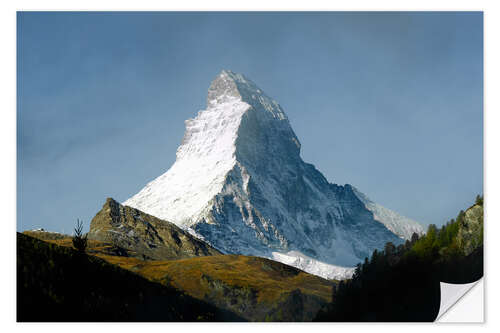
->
17, 12, 483, 233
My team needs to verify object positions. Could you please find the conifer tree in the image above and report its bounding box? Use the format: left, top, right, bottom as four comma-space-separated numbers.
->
72, 219, 88, 253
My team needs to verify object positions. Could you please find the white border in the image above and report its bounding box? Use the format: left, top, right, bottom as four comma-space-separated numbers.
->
2, 1, 497, 332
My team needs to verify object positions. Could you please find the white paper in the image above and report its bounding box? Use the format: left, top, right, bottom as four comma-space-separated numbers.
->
436, 278, 484, 322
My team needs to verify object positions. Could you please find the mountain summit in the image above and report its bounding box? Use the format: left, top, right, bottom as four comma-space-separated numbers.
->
124, 70, 424, 278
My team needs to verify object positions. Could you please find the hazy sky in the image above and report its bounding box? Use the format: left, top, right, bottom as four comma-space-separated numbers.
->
17, 12, 483, 233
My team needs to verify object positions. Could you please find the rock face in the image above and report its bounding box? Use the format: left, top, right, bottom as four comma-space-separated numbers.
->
124, 70, 424, 278
88, 198, 221, 260
457, 203, 483, 256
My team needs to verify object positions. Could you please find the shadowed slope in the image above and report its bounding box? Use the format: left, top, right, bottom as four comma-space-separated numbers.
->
17, 232, 243, 322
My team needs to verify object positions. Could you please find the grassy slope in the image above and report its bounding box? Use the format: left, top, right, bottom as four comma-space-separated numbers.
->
26, 232, 334, 321
17, 232, 243, 322
99, 253, 334, 321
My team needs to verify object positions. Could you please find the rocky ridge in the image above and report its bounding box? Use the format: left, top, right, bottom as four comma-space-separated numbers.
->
88, 198, 221, 260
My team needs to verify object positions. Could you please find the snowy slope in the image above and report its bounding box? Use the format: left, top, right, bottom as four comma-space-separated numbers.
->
271, 251, 356, 281
125, 70, 424, 279
351, 187, 425, 239
123, 95, 248, 227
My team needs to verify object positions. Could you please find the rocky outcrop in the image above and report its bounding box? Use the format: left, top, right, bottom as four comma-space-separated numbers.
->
457, 203, 483, 256
88, 198, 221, 260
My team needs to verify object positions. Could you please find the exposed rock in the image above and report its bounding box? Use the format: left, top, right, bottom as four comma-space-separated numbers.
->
457, 203, 483, 256
88, 198, 221, 260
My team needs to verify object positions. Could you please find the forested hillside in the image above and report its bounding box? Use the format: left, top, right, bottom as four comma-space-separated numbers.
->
315, 195, 483, 322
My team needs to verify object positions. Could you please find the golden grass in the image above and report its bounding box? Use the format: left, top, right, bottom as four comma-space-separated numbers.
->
97, 254, 333, 304
25, 233, 333, 306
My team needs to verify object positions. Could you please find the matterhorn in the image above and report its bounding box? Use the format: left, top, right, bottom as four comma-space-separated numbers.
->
124, 70, 424, 279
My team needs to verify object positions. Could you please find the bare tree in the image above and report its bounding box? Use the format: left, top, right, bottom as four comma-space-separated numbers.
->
72, 219, 88, 253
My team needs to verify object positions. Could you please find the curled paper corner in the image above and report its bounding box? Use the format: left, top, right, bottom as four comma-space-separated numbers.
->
436, 278, 484, 322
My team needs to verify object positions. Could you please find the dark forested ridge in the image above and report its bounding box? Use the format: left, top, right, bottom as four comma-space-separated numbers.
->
315, 195, 484, 322
17, 232, 244, 322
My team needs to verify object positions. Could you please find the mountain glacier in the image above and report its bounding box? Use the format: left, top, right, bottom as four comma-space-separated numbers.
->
124, 70, 424, 279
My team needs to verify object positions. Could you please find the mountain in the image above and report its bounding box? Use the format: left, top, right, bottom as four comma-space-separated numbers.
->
124, 70, 424, 278
88, 198, 221, 260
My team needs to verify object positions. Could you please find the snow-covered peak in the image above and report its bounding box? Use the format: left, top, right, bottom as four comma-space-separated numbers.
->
127, 70, 298, 227
125, 70, 423, 280
207, 70, 294, 126
206, 70, 240, 107
177, 70, 300, 166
